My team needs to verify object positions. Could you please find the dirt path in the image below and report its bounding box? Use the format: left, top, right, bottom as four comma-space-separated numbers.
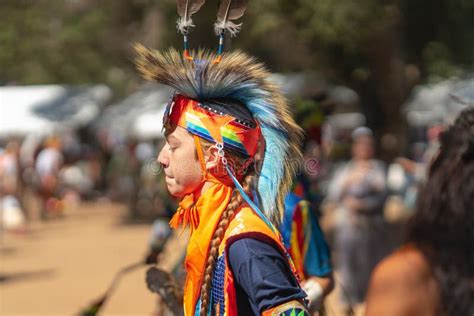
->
1, 200, 363, 316
0, 201, 187, 316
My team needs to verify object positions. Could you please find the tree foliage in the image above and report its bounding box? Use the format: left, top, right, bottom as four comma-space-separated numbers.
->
1, 0, 473, 86
1, 0, 473, 154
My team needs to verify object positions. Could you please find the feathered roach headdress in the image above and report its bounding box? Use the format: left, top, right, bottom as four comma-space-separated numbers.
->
135, 1, 302, 226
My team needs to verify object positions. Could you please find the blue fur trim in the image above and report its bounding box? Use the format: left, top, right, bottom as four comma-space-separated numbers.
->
258, 127, 288, 219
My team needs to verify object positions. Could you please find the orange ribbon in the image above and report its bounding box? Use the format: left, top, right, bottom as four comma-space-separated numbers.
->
169, 193, 200, 231
169, 181, 233, 316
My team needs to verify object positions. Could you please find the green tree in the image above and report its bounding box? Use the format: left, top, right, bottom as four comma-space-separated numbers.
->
1, 0, 473, 157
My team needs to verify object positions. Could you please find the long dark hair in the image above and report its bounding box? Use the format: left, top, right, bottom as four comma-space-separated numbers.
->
406, 107, 474, 315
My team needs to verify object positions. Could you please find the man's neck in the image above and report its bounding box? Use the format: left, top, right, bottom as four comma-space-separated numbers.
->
199, 180, 216, 196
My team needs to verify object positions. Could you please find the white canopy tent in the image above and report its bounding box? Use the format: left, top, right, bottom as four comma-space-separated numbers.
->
0, 85, 112, 137
133, 110, 166, 139
270, 73, 359, 109
403, 77, 473, 127
98, 85, 172, 139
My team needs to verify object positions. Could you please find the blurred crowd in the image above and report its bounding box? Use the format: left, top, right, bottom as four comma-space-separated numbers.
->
0, 129, 173, 232
288, 115, 446, 311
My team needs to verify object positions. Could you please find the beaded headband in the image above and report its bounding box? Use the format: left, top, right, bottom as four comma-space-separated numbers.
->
164, 94, 261, 158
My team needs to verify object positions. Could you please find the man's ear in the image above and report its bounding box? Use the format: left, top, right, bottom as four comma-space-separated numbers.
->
205, 145, 219, 170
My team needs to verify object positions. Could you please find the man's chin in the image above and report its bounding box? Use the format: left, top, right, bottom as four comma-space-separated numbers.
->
166, 186, 186, 198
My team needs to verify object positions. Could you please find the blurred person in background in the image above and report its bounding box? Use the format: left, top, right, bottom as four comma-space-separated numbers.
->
280, 188, 334, 314
325, 127, 389, 311
59, 131, 88, 206
366, 107, 474, 316
128, 139, 172, 220
0, 141, 20, 197
35, 136, 64, 219
395, 124, 444, 212
396, 125, 443, 183
279, 95, 336, 314
0, 140, 26, 231
105, 137, 134, 202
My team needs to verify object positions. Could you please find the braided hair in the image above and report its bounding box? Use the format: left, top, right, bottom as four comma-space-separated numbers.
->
199, 174, 255, 316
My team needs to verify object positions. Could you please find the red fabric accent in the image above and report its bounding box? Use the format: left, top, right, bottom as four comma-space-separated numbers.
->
224, 256, 238, 316
293, 205, 304, 255
234, 121, 262, 157
289, 203, 306, 278
293, 183, 305, 199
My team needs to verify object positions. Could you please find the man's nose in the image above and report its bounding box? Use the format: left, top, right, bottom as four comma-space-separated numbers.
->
157, 146, 169, 167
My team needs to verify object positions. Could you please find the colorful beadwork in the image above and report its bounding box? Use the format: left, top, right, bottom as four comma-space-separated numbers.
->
210, 255, 226, 316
